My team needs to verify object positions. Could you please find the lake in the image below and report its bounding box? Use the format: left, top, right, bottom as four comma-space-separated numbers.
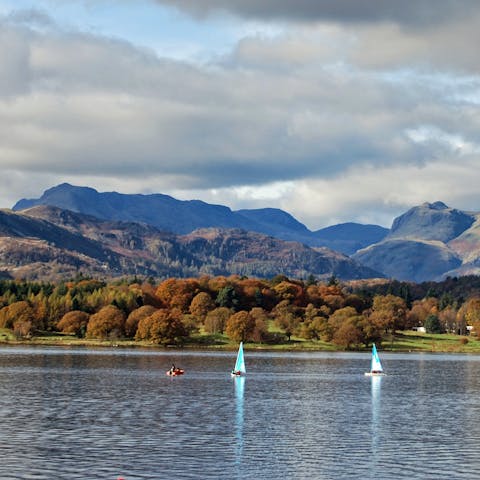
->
0, 346, 478, 479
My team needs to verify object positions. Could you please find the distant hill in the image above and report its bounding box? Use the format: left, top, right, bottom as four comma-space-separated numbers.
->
313, 222, 388, 255
13, 183, 387, 254
0, 205, 381, 281
387, 201, 475, 242
353, 202, 479, 282
16, 185, 480, 282
353, 239, 462, 283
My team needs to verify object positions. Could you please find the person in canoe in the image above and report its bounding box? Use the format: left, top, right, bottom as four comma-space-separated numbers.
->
167, 364, 184, 376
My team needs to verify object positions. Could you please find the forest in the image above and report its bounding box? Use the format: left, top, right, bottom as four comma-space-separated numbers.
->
1, 274, 480, 349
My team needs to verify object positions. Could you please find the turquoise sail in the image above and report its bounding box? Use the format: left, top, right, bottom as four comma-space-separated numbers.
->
234, 342, 246, 374
371, 343, 383, 373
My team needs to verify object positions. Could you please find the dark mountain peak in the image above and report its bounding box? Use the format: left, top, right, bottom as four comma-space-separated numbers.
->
427, 201, 449, 210
389, 201, 474, 243
12, 183, 393, 255
236, 208, 309, 233
312, 222, 389, 255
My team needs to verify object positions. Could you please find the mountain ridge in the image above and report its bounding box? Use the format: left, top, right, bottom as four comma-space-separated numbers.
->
0, 204, 381, 281
13, 183, 388, 255
14, 184, 480, 282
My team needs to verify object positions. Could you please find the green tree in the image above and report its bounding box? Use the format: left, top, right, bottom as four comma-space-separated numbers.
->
424, 314, 443, 334
216, 285, 239, 310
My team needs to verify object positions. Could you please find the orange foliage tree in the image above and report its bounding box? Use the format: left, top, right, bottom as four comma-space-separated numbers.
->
125, 305, 158, 337
369, 294, 407, 334
155, 278, 199, 312
135, 308, 188, 345
0, 301, 35, 330
57, 310, 90, 337
189, 292, 215, 322
225, 311, 256, 342
86, 305, 126, 339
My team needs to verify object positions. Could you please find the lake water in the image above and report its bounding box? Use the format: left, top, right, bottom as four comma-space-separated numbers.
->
0, 346, 479, 479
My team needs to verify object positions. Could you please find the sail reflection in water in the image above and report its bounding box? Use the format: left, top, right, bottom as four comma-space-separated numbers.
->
234, 376, 245, 468
370, 375, 382, 463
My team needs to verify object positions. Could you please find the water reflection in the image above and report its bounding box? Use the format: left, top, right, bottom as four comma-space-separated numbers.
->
370, 376, 382, 453
234, 376, 245, 472
2, 347, 480, 479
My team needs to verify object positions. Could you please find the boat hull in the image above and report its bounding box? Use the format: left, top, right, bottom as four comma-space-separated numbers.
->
364, 372, 386, 376
166, 369, 184, 376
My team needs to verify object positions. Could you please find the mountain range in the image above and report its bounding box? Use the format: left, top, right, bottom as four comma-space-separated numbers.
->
0, 204, 378, 281
7, 184, 480, 283
14, 183, 388, 255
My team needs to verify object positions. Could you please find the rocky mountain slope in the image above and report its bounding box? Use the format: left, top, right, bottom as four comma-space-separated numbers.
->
353, 202, 480, 282
0, 205, 380, 281
14, 184, 480, 283
14, 183, 388, 255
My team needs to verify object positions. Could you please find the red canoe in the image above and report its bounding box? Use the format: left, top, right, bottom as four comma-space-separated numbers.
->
166, 369, 185, 376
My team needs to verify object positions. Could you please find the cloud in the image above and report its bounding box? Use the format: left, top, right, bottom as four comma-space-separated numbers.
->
152, 0, 478, 27
1, 5, 480, 229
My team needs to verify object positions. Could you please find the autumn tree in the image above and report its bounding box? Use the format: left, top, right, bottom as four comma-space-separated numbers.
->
86, 305, 126, 340
328, 307, 359, 339
370, 294, 407, 334
225, 311, 256, 342
13, 317, 33, 339
272, 300, 301, 341
273, 281, 305, 306
250, 307, 269, 343
332, 317, 365, 350
299, 303, 329, 341
204, 307, 231, 334
124, 305, 158, 337
57, 311, 90, 337
460, 298, 480, 336
189, 292, 215, 322
135, 308, 188, 345
0, 301, 35, 329
155, 278, 199, 312
407, 298, 438, 329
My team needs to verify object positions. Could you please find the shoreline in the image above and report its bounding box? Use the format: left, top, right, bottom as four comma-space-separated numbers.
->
0, 331, 478, 354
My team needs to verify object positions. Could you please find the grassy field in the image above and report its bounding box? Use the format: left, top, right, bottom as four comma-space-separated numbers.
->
1, 328, 479, 353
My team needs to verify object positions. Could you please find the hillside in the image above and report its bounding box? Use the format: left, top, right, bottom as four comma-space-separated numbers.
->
353, 202, 480, 282
15, 185, 480, 282
13, 183, 387, 254
0, 205, 381, 281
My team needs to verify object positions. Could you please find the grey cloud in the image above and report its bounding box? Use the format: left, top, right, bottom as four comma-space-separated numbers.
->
153, 0, 477, 27
0, 11, 479, 213
7, 8, 56, 28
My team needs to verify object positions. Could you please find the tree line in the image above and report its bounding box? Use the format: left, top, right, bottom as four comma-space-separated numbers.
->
0, 274, 479, 348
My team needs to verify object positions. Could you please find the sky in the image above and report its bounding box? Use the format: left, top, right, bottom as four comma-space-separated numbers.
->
0, 0, 479, 229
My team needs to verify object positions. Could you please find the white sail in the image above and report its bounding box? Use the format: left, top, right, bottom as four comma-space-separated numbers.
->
233, 342, 246, 374
365, 343, 386, 376
371, 343, 383, 372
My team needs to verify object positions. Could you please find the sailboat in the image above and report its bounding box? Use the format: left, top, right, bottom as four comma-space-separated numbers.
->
231, 342, 246, 377
364, 343, 386, 376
